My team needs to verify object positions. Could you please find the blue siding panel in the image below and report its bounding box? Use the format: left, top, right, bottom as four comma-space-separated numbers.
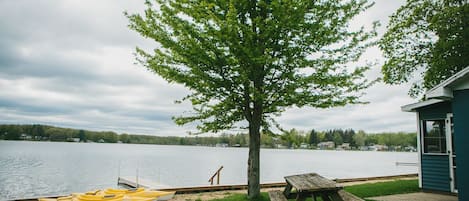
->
421, 154, 450, 192
453, 89, 469, 201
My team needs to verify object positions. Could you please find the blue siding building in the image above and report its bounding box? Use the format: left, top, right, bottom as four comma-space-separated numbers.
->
402, 67, 469, 201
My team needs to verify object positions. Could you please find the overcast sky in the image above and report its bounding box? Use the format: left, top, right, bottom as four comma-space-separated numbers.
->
0, 0, 418, 136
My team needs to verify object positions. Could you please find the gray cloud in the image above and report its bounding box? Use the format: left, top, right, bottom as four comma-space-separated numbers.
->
0, 0, 418, 136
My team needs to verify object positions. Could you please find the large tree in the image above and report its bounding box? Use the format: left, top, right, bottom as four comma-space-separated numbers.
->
379, 0, 469, 97
126, 0, 376, 198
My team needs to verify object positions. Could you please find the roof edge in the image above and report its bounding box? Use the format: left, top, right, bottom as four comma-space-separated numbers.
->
401, 99, 445, 112
425, 66, 469, 99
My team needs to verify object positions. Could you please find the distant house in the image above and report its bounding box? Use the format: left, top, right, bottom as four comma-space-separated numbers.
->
20, 134, 32, 140
402, 66, 469, 200
368, 144, 388, 151
317, 141, 334, 150
404, 146, 417, 152
299, 143, 309, 149
339, 143, 350, 150
232, 144, 241, 147
274, 144, 287, 149
215, 143, 228, 148
359, 146, 369, 151
67, 138, 80, 142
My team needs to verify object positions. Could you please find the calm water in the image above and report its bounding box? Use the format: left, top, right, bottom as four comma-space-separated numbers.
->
0, 141, 417, 200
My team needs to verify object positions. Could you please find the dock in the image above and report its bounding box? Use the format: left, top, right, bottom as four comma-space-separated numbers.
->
117, 176, 286, 193
117, 173, 417, 194
13, 174, 418, 200
118, 176, 171, 189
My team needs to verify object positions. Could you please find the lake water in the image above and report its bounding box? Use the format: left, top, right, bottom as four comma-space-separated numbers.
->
0, 141, 417, 200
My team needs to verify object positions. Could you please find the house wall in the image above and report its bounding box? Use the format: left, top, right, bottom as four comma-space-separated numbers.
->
453, 89, 469, 201
417, 102, 452, 192
421, 155, 450, 191
418, 101, 452, 120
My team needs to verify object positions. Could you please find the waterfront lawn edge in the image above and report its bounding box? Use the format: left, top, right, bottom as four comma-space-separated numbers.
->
208, 179, 419, 201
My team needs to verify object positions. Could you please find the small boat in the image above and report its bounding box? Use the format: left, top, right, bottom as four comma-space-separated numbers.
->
104, 188, 175, 201
39, 188, 175, 201
121, 196, 157, 201
150, 191, 175, 201
39, 194, 123, 201
38, 196, 73, 201
75, 194, 124, 201
103, 188, 145, 195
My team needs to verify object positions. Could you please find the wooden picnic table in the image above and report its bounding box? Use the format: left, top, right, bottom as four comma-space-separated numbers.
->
282, 173, 343, 201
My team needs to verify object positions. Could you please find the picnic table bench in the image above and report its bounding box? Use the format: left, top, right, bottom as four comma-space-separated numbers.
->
269, 173, 363, 201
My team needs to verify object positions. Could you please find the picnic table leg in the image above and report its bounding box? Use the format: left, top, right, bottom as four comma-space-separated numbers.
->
329, 192, 344, 201
295, 193, 307, 201
311, 193, 318, 201
283, 183, 293, 198
320, 192, 332, 201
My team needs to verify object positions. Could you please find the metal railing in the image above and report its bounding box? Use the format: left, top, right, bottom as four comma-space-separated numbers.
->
208, 166, 224, 185
395, 162, 418, 166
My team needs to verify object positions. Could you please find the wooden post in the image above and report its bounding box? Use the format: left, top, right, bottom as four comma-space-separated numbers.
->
217, 169, 221, 185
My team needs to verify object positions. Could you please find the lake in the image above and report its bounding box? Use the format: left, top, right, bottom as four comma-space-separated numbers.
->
0, 141, 417, 200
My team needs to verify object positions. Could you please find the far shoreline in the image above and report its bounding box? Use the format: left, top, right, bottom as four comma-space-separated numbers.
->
0, 139, 417, 153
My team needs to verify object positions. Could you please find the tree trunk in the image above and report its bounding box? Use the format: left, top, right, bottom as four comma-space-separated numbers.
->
247, 108, 262, 199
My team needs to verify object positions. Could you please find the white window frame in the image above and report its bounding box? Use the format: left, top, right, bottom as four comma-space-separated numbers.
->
416, 113, 422, 188
421, 119, 448, 156
446, 113, 457, 193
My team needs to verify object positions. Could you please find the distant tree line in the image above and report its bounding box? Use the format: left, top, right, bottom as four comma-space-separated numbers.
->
0, 124, 416, 150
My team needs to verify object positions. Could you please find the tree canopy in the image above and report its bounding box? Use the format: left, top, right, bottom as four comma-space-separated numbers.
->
126, 0, 377, 198
379, 0, 469, 97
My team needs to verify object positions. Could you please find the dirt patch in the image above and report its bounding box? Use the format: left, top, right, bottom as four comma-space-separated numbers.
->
170, 177, 418, 201
171, 188, 282, 201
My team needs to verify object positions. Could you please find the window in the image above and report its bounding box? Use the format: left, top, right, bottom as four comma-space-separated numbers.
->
422, 120, 447, 154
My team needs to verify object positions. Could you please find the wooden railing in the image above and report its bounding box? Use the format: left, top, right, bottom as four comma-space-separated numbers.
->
208, 166, 224, 185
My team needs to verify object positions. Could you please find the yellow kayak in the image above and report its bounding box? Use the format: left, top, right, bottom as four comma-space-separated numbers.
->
103, 188, 175, 201
75, 194, 124, 201
39, 188, 174, 201
38, 196, 73, 201
131, 190, 175, 200
122, 196, 157, 201
103, 188, 145, 195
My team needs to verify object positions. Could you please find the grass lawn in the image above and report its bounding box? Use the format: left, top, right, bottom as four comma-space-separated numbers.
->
208, 179, 419, 201
344, 179, 419, 198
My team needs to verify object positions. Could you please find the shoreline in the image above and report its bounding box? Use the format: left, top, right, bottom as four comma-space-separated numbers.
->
15, 174, 418, 201
0, 140, 417, 153
171, 174, 418, 201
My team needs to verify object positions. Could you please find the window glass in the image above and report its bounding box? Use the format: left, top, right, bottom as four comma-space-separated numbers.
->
423, 120, 446, 154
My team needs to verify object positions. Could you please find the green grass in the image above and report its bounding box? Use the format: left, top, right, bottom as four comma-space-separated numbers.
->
207, 179, 419, 201
344, 179, 419, 198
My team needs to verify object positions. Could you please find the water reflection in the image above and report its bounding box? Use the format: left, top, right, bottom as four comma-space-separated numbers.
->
0, 141, 417, 200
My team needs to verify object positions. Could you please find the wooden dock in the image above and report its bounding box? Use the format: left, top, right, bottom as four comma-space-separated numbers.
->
333, 173, 417, 183
14, 173, 418, 200
118, 173, 417, 194
118, 176, 171, 189
157, 182, 288, 194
